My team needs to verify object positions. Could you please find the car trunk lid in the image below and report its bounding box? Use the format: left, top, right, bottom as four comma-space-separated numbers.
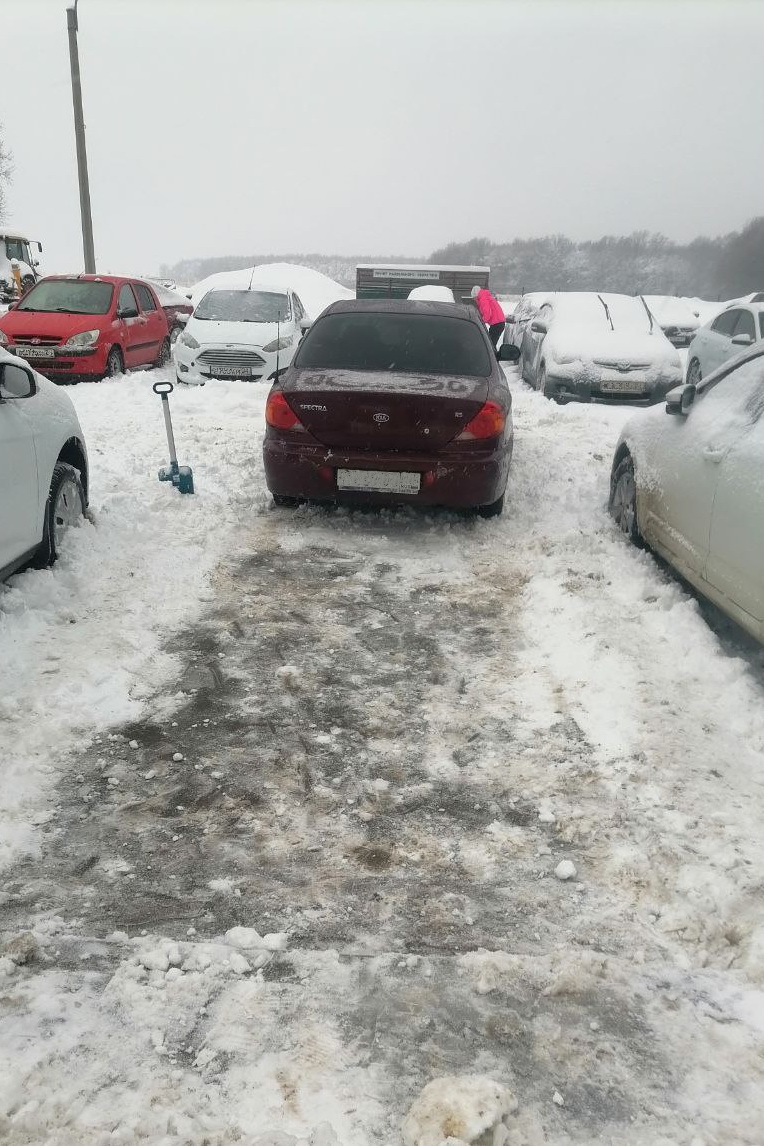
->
283, 368, 489, 450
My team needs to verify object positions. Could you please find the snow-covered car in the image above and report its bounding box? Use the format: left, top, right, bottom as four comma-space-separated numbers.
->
519, 292, 683, 404
147, 282, 193, 345
642, 295, 701, 347
501, 292, 551, 352
685, 301, 764, 385
407, 285, 456, 303
0, 348, 88, 581
173, 285, 311, 385
609, 343, 764, 643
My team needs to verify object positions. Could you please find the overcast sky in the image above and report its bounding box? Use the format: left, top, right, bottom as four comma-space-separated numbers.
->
4, 0, 763, 276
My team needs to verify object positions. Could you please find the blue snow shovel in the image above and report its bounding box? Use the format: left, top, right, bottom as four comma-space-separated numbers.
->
153, 380, 194, 494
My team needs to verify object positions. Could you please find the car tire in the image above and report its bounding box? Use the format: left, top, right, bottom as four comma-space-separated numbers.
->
155, 337, 171, 367
687, 358, 702, 386
609, 452, 642, 546
476, 493, 504, 519
169, 325, 181, 346
272, 494, 300, 508
35, 463, 86, 567
104, 346, 124, 379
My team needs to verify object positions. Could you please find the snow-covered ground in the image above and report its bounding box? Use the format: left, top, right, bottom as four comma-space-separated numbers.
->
1, 365, 763, 1144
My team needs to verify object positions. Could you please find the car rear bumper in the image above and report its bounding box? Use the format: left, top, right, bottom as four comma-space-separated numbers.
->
543, 372, 681, 405
263, 435, 511, 509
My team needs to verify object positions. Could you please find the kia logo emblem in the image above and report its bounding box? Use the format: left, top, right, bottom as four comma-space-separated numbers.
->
373, 413, 389, 423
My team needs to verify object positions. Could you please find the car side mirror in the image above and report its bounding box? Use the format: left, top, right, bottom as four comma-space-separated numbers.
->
175, 312, 190, 326
117, 305, 138, 319
505, 315, 516, 325
185, 292, 193, 300
731, 333, 754, 346
499, 344, 521, 363
531, 320, 548, 334
0, 361, 35, 399
665, 383, 696, 416
299, 318, 313, 333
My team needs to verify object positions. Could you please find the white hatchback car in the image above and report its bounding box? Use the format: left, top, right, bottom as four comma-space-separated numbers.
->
685, 302, 764, 385
610, 344, 764, 643
173, 285, 311, 385
0, 348, 88, 581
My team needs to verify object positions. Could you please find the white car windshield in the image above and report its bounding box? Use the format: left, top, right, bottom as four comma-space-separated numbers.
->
194, 290, 290, 323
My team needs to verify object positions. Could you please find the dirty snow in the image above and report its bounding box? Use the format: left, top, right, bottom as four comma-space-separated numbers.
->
1, 362, 764, 1144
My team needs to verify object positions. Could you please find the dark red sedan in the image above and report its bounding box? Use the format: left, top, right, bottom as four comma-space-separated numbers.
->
263, 299, 513, 516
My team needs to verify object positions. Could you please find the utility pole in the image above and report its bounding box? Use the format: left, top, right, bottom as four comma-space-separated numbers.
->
67, 0, 96, 272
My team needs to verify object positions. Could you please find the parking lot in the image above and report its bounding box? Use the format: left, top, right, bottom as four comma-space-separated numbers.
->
1, 363, 763, 1144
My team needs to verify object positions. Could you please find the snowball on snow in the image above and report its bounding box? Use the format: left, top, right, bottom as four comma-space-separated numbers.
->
555, 859, 577, 881
402, 1075, 517, 1146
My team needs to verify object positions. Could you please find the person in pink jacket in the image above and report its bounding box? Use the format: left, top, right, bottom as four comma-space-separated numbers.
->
471, 285, 505, 357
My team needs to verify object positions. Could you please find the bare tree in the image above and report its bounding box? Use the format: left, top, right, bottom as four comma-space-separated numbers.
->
0, 125, 12, 222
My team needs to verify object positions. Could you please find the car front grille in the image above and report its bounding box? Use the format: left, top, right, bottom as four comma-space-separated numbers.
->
15, 335, 62, 346
197, 349, 266, 369
592, 359, 650, 371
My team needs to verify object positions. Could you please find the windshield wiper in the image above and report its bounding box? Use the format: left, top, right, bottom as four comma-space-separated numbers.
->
597, 294, 614, 331
639, 295, 655, 333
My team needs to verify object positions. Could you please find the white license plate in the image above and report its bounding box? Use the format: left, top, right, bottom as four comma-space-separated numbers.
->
600, 378, 644, 393
211, 365, 252, 377
17, 346, 54, 359
337, 469, 421, 495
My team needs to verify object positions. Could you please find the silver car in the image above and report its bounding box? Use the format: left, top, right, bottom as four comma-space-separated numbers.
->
685, 302, 764, 385
610, 344, 764, 643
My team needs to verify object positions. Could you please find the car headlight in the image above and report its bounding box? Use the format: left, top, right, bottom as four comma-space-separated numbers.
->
179, 331, 200, 350
0, 330, 8, 346
63, 328, 100, 349
262, 334, 293, 353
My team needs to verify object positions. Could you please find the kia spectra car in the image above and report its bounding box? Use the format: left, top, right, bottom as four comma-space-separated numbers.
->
262, 299, 512, 516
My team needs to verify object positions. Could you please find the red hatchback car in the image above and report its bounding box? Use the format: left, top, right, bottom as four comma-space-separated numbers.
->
263, 299, 513, 516
0, 275, 170, 382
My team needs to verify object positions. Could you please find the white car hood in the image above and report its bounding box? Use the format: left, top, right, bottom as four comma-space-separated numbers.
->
548, 329, 680, 369
186, 317, 291, 348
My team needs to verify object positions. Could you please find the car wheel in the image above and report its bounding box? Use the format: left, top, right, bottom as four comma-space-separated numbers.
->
687, 357, 702, 386
105, 346, 124, 378
272, 494, 300, 508
476, 493, 504, 519
155, 337, 171, 367
169, 325, 181, 346
609, 453, 642, 546
36, 463, 86, 566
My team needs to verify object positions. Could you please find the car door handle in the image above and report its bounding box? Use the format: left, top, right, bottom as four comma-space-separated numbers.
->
703, 445, 726, 463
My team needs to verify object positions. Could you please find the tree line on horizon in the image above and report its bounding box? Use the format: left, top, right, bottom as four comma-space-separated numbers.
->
160, 218, 763, 300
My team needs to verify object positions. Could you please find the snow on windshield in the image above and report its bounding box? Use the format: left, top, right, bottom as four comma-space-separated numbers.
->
17, 279, 114, 315
194, 289, 290, 323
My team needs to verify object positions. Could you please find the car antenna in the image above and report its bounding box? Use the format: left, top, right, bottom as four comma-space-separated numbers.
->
248, 266, 255, 290
597, 293, 614, 331
639, 294, 655, 333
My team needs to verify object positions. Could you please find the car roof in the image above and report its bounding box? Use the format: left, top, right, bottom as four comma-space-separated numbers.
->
698, 341, 764, 393
321, 298, 479, 322
39, 273, 139, 285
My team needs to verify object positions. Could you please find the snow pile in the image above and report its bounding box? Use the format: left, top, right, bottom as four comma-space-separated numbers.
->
402, 1075, 517, 1146
190, 262, 352, 318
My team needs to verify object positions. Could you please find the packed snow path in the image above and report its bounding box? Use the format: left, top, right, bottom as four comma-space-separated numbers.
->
1, 367, 763, 1145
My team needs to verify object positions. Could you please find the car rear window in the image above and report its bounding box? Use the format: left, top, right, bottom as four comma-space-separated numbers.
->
295, 312, 492, 377
17, 279, 114, 315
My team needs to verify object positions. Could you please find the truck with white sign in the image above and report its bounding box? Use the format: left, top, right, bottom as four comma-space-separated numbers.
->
355, 263, 490, 304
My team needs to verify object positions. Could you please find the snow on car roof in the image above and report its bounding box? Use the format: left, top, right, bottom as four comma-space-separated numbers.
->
191, 262, 352, 317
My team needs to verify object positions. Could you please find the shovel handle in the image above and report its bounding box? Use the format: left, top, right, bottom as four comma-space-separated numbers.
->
153, 381, 174, 395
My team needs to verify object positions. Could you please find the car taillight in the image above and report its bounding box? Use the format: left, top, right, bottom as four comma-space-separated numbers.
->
457, 401, 506, 441
265, 391, 305, 431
